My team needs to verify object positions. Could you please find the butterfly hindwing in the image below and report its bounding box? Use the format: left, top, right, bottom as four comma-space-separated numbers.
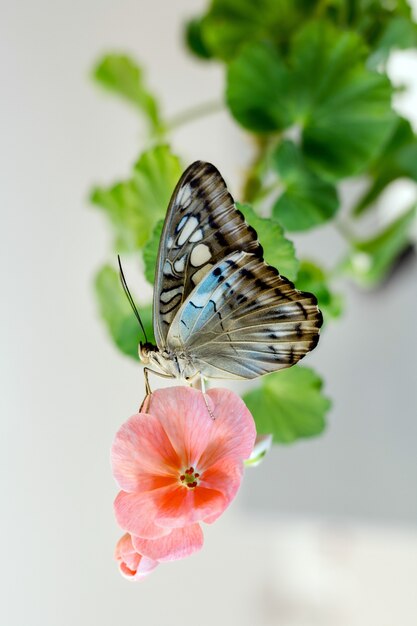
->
153, 161, 263, 348
166, 251, 322, 379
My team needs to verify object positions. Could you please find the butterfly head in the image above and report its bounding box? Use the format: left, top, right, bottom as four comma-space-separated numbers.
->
138, 341, 158, 365
139, 341, 200, 381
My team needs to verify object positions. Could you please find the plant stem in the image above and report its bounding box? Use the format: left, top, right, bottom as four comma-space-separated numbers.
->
165, 100, 225, 132
334, 218, 356, 243
242, 134, 282, 204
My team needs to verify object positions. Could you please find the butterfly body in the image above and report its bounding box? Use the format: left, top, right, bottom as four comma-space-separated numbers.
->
141, 161, 322, 381
140, 342, 198, 381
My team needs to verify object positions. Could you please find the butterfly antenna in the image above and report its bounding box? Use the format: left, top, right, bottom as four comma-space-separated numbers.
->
117, 255, 149, 344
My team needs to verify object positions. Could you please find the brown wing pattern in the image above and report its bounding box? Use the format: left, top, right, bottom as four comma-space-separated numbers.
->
153, 161, 263, 348
167, 251, 323, 379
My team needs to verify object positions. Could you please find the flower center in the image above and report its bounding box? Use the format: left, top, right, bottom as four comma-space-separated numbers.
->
179, 466, 200, 489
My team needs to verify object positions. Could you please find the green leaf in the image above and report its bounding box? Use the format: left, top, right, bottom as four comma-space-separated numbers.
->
95, 265, 154, 360
237, 202, 299, 280
272, 141, 339, 231
227, 42, 293, 132
90, 180, 146, 252
186, 0, 318, 61
189, 0, 417, 63
184, 18, 213, 59
243, 366, 330, 444
226, 21, 396, 178
90, 145, 182, 252
368, 16, 417, 68
342, 205, 417, 286
143, 220, 163, 285
93, 54, 162, 133
353, 117, 417, 216
350, 0, 414, 47
293, 22, 396, 178
295, 260, 344, 320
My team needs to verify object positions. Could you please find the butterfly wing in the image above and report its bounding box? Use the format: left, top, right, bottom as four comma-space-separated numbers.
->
153, 161, 263, 349
166, 251, 322, 379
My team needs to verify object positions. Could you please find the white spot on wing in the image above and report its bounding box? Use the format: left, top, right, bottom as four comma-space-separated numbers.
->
160, 287, 183, 303
190, 243, 211, 267
178, 216, 199, 245
163, 260, 173, 276
177, 185, 191, 208
181, 184, 192, 204
174, 256, 186, 273
189, 229, 203, 243
162, 310, 175, 324
176, 216, 188, 232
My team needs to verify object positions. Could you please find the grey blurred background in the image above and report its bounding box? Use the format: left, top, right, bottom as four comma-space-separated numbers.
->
1, 1, 416, 625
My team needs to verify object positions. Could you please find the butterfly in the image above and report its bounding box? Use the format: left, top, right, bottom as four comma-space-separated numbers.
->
125, 161, 322, 389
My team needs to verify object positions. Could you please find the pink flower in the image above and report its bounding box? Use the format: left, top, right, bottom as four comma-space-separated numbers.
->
114, 533, 158, 580
112, 387, 256, 568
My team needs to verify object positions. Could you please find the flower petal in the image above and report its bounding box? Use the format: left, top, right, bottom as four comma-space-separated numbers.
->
198, 388, 256, 468
114, 491, 171, 539
152, 483, 228, 528
115, 533, 159, 580
111, 413, 181, 492
148, 387, 215, 468
198, 458, 244, 523
112, 387, 256, 535
132, 524, 203, 562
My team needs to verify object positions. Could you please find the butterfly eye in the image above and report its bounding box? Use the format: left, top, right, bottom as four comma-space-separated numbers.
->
139, 343, 150, 364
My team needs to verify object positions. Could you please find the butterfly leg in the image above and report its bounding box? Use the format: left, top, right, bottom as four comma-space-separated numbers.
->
203, 392, 215, 421
138, 368, 153, 413
143, 367, 152, 396
139, 392, 151, 414
140, 367, 176, 412
143, 367, 175, 394
187, 374, 215, 420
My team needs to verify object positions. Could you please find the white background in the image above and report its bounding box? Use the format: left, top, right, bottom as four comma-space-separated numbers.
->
1, 1, 417, 625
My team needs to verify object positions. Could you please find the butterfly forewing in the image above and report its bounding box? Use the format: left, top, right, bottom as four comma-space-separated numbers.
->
153, 161, 262, 349
167, 251, 322, 380
150, 159, 322, 381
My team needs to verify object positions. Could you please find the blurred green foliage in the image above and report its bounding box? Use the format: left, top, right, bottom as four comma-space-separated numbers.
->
226, 23, 395, 178
95, 265, 155, 359
91, 145, 182, 251
272, 141, 339, 230
295, 260, 344, 321
90, 0, 417, 445
243, 366, 330, 443
93, 55, 163, 134
236, 203, 299, 280
186, 0, 417, 63
342, 205, 417, 286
